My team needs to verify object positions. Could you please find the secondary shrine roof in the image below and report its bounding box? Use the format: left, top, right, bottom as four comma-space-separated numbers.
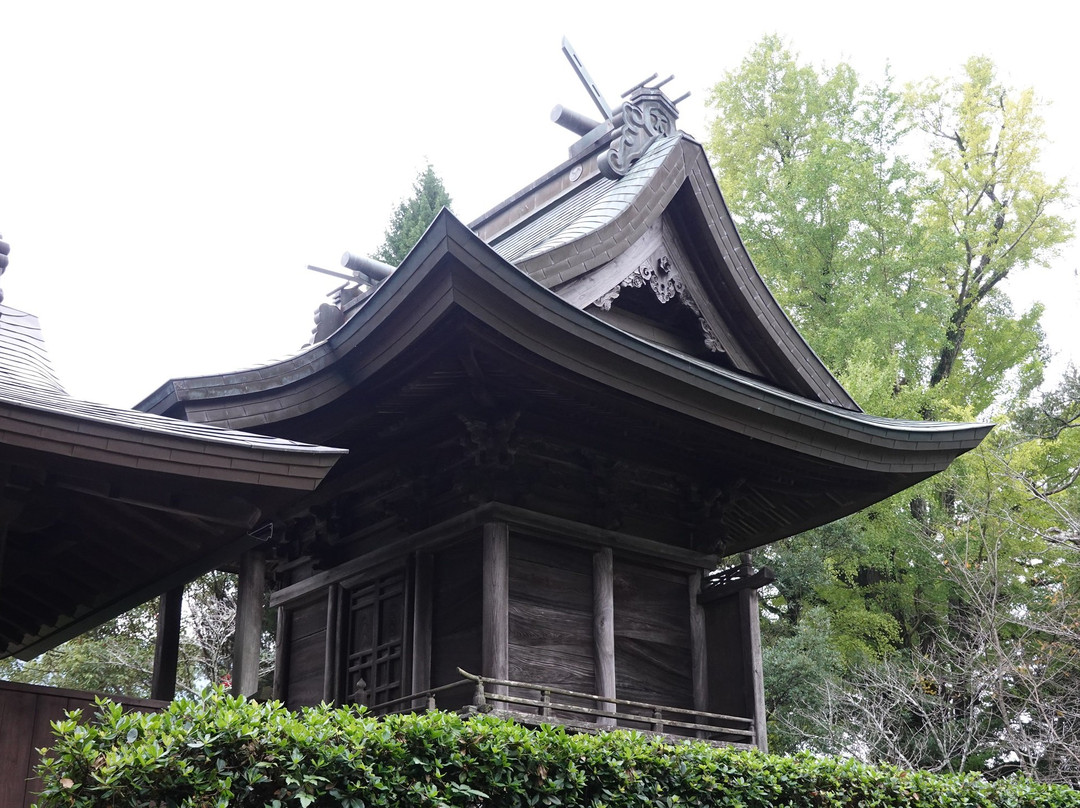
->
0, 301, 345, 659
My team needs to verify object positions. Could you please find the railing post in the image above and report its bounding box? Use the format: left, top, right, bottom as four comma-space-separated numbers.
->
541, 688, 551, 718
473, 679, 488, 712
652, 707, 664, 733
427, 694, 436, 711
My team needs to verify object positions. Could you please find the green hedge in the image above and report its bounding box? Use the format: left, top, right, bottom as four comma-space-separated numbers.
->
36, 689, 1078, 808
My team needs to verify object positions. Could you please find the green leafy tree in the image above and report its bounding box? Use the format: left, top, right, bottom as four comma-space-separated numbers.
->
372, 163, 453, 265
707, 39, 1077, 779
908, 58, 1072, 392
707, 37, 933, 397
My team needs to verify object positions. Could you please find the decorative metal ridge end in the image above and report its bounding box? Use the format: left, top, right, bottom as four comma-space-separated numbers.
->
597, 87, 680, 181
554, 38, 688, 181
306, 252, 398, 344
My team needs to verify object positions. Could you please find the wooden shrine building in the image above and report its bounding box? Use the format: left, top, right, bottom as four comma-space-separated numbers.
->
132, 69, 992, 749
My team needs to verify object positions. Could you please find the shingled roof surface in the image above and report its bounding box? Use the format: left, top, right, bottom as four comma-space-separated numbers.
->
488, 135, 683, 264
0, 304, 344, 474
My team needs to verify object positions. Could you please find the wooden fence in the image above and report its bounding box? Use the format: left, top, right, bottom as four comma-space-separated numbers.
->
0, 679, 166, 808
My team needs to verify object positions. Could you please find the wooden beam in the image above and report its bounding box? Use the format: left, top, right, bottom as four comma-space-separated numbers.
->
53, 475, 264, 529
489, 504, 718, 570
270, 503, 716, 611
482, 522, 509, 698
151, 586, 183, 701
232, 550, 265, 698
592, 547, 616, 726
270, 505, 494, 608
688, 570, 708, 715
411, 553, 434, 703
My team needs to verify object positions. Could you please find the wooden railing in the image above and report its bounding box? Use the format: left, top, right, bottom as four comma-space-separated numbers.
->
369, 669, 756, 748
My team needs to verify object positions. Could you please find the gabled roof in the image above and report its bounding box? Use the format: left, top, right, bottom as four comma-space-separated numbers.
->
0, 304, 345, 659
471, 133, 858, 410
138, 210, 990, 551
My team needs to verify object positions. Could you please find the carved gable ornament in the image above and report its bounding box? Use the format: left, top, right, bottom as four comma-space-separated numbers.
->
593, 255, 724, 354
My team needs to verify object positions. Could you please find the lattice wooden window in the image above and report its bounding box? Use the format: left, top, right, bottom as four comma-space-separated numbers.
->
344, 569, 407, 709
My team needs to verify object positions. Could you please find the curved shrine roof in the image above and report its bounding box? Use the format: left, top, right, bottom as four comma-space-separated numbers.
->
136, 115, 990, 556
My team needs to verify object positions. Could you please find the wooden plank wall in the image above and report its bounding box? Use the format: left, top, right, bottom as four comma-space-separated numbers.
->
284, 596, 328, 709
429, 539, 483, 711
508, 536, 595, 695
0, 680, 165, 808
613, 559, 693, 710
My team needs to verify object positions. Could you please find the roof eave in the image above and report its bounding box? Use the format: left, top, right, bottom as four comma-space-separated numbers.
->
141, 210, 990, 477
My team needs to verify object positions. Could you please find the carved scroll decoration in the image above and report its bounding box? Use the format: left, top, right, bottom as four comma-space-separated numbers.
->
598, 93, 675, 180
593, 256, 724, 354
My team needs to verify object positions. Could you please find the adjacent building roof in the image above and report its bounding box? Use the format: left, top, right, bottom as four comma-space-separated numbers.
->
0, 304, 345, 659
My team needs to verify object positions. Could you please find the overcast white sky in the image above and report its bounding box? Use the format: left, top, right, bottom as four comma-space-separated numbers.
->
2, 1, 1077, 408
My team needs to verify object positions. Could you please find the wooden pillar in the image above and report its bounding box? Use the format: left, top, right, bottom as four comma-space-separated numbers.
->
272, 606, 290, 702
592, 547, 616, 725
151, 585, 183, 701
323, 584, 341, 703
232, 550, 265, 698
482, 522, 509, 699
688, 570, 708, 715
411, 553, 434, 706
741, 587, 768, 752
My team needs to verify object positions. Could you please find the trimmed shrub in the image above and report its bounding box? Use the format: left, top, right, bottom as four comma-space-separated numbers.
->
35, 688, 1079, 808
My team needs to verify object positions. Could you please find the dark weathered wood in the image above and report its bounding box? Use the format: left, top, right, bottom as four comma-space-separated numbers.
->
593, 547, 616, 725
412, 553, 434, 698
151, 585, 183, 701
613, 559, 692, 708
688, 570, 708, 714
284, 596, 329, 709
699, 565, 776, 602
430, 539, 483, 710
507, 537, 595, 695
232, 549, 265, 698
742, 587, 767, 752
270, 502, 719, 610
0, 680, 166, 808
701, 578, 767, 752
490, 504, 718, 570
0, 684, 36, 808
23, 692, 69, 808
286, 628, 326, 709
270, 506, 494, 608
14, 530, 261, 662
323, 584, 341, 704
482, 523, 509, 697
272, 606, 290, 701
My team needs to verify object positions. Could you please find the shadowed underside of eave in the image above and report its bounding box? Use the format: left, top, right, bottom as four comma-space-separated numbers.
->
131, 215, 989, 557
